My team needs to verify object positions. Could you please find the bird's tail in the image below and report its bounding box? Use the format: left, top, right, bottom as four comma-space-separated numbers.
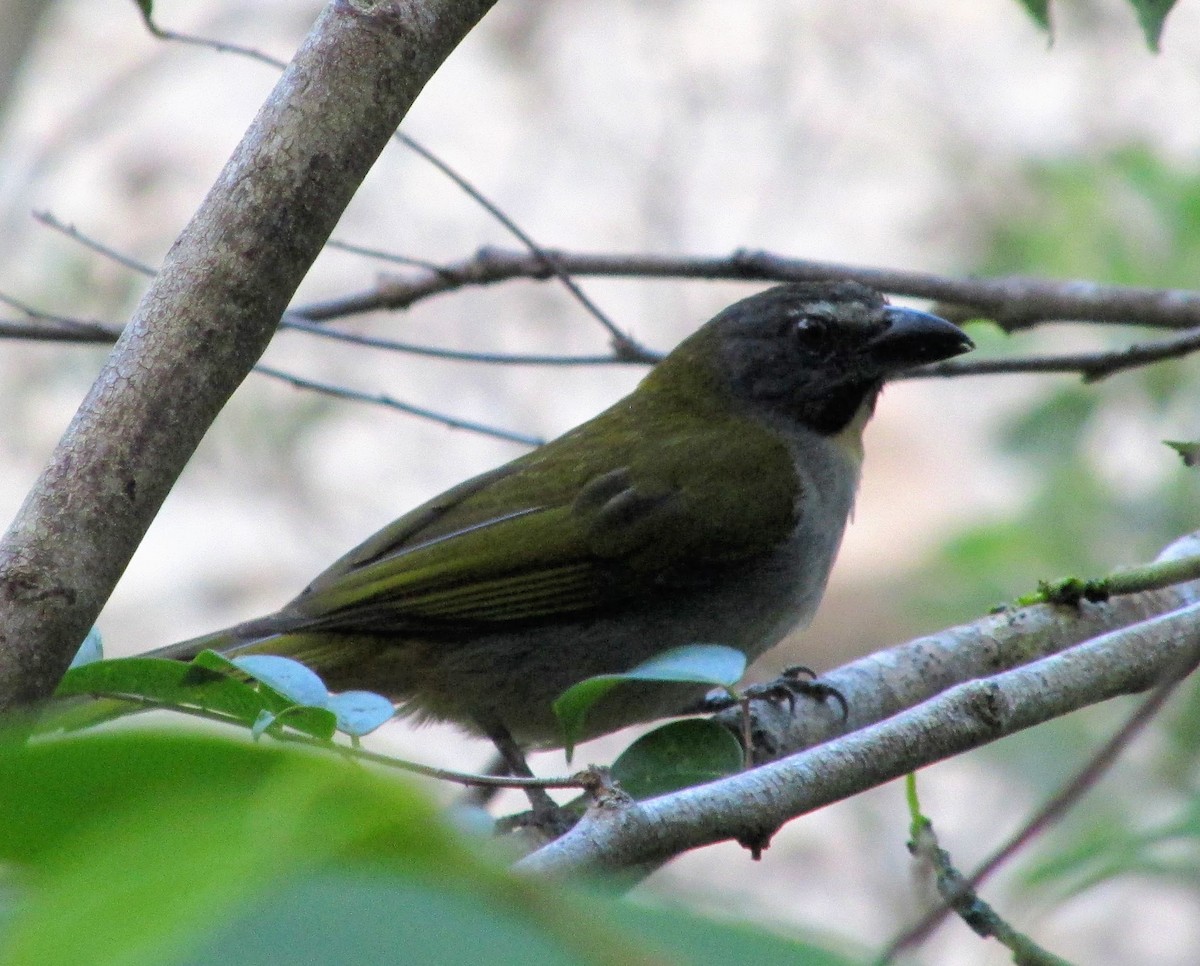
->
143, 619, 282, 662
147, 619, 371, 684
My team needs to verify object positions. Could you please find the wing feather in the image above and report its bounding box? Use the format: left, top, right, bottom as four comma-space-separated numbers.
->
279, 418, 799, 634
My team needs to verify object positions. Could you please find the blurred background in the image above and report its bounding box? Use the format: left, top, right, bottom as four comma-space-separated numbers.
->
3, 0, 1200, 962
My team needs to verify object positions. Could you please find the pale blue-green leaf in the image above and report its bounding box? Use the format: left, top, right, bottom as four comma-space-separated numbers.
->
617, 644, 746, 687
553, 645, 746, 761
233, 655, 330, 707
251, 709, 277, 740
325, 691, 395, 737
69, 628, 104, 669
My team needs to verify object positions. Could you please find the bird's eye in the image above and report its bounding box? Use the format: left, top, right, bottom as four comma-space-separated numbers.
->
792, 315, 829, 346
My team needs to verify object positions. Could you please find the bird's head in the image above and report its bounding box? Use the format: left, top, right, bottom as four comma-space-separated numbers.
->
649, 281, 974, 436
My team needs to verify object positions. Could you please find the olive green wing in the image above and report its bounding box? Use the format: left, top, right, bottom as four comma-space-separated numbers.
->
281, 424, 798, 633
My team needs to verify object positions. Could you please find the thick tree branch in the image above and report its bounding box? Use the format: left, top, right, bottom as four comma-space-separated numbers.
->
16, 243, 1200, 383
519, 532, 1200, 876
729, 531, 1200, 762
524, 603, 1200, 877
0, 0, 497, 709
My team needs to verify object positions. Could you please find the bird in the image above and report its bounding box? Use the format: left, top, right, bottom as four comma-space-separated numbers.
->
151, 281, 973, 757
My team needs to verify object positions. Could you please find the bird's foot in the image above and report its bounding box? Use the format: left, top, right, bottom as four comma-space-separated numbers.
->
741, 665, 849, 721
688, 665, 848, 720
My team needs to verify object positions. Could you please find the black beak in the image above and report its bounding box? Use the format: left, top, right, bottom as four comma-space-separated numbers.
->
868, 306, 974, 371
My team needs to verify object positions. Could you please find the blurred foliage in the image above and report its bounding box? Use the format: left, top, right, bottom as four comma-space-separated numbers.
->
0, 726, 861, 966
914, 144, 1200, 906
917, 145, 1200, 624
1015, 0, 1179, 50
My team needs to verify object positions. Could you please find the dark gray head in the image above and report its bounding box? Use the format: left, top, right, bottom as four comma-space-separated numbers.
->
689, 281, 973, 435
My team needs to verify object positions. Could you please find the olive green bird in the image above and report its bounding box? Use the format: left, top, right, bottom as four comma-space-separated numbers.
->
151, 281, 972, 750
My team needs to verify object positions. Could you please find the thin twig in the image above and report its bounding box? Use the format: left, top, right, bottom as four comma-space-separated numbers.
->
899, 816, 1073, 966
10, 272, 1200, 386
0, 307, 543, 445
14, 225, 1200, 383
323, 236, 450, 273
880, 641, 1200, 962
254, 364, 542, 446
28, 213, 641, 366
39, 198, 1200, 345
1015, 553, 1200, 608
0, 290, 122, 341
394, 133, 647, 360
0, 320, 115, 343
0, 288, 543, 443
909, 326, 1200, 383
73, 690, 584, 790
129, 5, 646, 359
280, 315, 635, 366
135, 6, 288, 70
33, 211, 157, 276
38, 205, 443, 278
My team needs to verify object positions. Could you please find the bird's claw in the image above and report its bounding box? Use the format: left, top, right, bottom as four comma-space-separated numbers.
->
743, 665, 848, 721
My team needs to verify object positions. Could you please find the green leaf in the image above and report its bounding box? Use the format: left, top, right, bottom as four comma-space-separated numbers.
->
0, 730, 463, 966
184, 875, 584, 966
1165, 440, 1200, 468
191, 649, 298, 714
1016, 0, 1051, 32
0, 728, 860, 966
610, 720, 744, 800
553, 645, 746, 761
615, 901, 862, 966
68, 628, 104, 669
184, 875, 860, 966
57, 651, 396, 742
56, 657, 269, 726
1129, 0, 1178, 51
267, 704, 339, 742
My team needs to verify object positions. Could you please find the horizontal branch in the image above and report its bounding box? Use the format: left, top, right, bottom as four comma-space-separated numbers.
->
730, 531, 1200, 762
0, 321, 115, 343
293, 247, 1200, 332
18, 222, 1200, 381
279, 316, 634, 366
524, 600, 1200, 877
908, 324, 1200, 383
0, 289, 121, 343
519, 532, 1200, 876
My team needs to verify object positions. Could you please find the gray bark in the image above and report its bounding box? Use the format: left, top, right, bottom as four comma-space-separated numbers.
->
0, 0, 498, 709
